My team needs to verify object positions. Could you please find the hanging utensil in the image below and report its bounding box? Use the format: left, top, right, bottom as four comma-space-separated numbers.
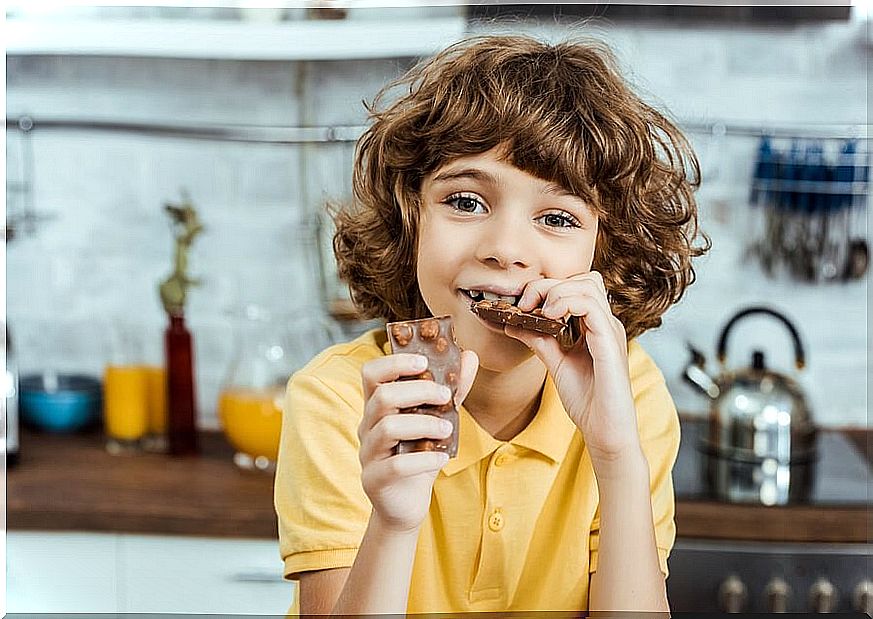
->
749, 136, 777, 272
781, 140, 805, 279
839, 140, 870, 280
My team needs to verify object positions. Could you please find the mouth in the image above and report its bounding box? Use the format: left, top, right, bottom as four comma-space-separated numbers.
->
459, 288, 520, 307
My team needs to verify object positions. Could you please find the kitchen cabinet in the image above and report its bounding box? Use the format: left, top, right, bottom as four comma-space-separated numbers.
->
6, 531, 295, 614
6, 531, 119, 613
6, 422, 870, 614
5, 17, 466, 60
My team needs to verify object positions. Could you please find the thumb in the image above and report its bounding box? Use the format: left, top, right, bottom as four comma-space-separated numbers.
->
504, 324, 565, 371
454, 349, 479, 406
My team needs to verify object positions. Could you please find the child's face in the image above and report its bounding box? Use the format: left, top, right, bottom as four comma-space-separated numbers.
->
417, 146, 599, 371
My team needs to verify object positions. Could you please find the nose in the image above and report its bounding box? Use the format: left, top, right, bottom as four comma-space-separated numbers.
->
475, 211, 531, 270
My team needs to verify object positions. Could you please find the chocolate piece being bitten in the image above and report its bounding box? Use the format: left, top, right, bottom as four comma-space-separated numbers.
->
470, 299, 582, 349
386, 316, 460, 458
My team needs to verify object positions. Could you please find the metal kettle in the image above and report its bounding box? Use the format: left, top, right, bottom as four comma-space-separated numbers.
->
683, 306, 817, 505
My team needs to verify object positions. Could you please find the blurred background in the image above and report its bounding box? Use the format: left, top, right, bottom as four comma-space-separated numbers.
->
4, 1, 871, 615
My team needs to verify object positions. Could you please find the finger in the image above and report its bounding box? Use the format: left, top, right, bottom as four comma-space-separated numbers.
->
541, 296, 625, 360
362, 379, 452, 434
518, 272, 610, 315
516, 278, 561, 312
361, 412, 454, 462
584, 271, 615, 317
366, 451, 450, 484
504, 323, 576, 371
454, 349, 479, 407
540, 275, 611, 321
361, 353, 429, 400
559, 274, 624, 340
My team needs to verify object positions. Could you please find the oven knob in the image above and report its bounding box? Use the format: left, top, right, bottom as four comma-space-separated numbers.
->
809, 577, 839, 613
718, 575, 747, 613
853, 580, 873, 615
765, 576, 791, 613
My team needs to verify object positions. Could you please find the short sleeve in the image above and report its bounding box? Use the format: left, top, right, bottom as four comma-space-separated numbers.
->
588, 340, 680, 578
274, 366, 372, 581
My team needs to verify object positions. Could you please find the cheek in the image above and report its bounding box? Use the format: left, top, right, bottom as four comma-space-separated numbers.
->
578, 224, 599, 271
415, 216, 454, 300
546, 234, 598, 278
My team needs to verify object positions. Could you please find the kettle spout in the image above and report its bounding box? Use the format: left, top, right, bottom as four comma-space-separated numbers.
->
683, 344, 720, 399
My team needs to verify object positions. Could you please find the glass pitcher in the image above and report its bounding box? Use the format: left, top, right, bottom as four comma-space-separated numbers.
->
218, 304, 341, 471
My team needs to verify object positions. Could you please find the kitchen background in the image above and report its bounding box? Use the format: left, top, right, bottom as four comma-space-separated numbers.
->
4, 1, 871, 615
6, 3, 869, 430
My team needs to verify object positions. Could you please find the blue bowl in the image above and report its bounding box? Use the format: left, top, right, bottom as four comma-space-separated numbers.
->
19, 373, 102, 433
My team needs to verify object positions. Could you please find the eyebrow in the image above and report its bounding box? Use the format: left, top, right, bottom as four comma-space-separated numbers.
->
430, 167, 498, 187
430, 166, 576, 199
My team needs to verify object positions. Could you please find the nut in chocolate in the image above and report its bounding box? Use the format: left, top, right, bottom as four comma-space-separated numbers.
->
470, 299, 583, 349
386, 316, 460, 458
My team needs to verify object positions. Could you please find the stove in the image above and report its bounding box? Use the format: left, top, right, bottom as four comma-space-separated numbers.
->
674, 419, 871, 507
667, 419, 872, 613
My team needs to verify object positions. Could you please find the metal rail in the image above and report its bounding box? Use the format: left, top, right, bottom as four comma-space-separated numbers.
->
681, 120, 869, 141
7, 116, 870, 143
6, 116, 365, 144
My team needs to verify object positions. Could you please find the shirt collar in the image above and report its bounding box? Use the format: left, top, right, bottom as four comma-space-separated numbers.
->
379, 338, 578, 476
509, 373, 578, 463
442, 374, 578, 476
441, 406, 504, 476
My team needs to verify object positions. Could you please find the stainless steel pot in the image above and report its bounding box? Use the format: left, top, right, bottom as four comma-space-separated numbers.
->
684, 306, 817, 505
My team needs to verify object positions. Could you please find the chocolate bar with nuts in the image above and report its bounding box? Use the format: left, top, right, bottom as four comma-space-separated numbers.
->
470, 299, 583, 349
386, 315, 460, 458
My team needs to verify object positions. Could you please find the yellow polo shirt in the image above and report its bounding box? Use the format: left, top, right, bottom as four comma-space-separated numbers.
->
275, 328, 679, 613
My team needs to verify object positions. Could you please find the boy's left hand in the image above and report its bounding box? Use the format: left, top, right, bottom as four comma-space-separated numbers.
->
505, 271, 641, 465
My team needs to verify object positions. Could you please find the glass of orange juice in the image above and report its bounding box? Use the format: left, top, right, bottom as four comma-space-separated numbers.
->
103, 321, 162, 455
103, 364, 148, 454
218, 385, 283, 470
141, 364, 167, 452
218, 305, 341, 471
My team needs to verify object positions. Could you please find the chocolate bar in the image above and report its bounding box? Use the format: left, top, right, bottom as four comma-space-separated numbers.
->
470, 299, 582, 349
386, 316, 460, 458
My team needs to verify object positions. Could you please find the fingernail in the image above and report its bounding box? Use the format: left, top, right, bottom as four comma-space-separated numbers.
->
413, 355, 427, 370
440, 386, 452, 401
440, 420, 454, 434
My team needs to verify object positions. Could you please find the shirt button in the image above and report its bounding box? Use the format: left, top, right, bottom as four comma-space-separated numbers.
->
488, 510, 505, 532
494, 454, 508, 467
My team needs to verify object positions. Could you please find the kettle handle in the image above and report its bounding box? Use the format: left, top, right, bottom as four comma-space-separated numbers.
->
716, 306, 806, 370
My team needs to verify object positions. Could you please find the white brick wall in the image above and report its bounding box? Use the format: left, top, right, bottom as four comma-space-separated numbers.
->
6, 15, 869, 428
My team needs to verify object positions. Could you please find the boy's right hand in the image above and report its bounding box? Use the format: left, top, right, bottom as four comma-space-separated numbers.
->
358, 350, 478, 534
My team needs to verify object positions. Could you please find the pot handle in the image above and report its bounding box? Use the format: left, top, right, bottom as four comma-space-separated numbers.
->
716, 306, 806, 370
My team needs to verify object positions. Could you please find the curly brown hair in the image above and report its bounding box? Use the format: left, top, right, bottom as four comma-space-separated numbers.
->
333, 34, 710, 340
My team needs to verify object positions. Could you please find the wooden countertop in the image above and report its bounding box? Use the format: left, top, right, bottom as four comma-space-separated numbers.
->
7, 428, 277, 539
7, 425, 871, 543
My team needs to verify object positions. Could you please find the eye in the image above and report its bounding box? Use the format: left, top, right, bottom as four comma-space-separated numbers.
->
537, 211, 582, 229
445, 193, 487, 214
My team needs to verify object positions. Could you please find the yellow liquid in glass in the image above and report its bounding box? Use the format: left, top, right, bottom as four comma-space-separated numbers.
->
218, 387, 283, 461
103, 365, 149, 440
143, 365, 167, 434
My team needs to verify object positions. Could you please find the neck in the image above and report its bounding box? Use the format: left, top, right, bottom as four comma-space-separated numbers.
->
462, 356, 547, 441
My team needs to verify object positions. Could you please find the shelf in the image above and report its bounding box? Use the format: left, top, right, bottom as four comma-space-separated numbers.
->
6, 17, 467, 60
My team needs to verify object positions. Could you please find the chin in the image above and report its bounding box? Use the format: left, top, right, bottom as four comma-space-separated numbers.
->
477, 340, 535, 372
453, 314, 534, 372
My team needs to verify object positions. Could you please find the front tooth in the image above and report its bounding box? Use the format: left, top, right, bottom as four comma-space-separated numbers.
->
482, 292, 501, 301
498, 295, 517, 305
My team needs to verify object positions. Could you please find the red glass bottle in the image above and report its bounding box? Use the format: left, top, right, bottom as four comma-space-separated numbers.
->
165, 314, 198, 455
